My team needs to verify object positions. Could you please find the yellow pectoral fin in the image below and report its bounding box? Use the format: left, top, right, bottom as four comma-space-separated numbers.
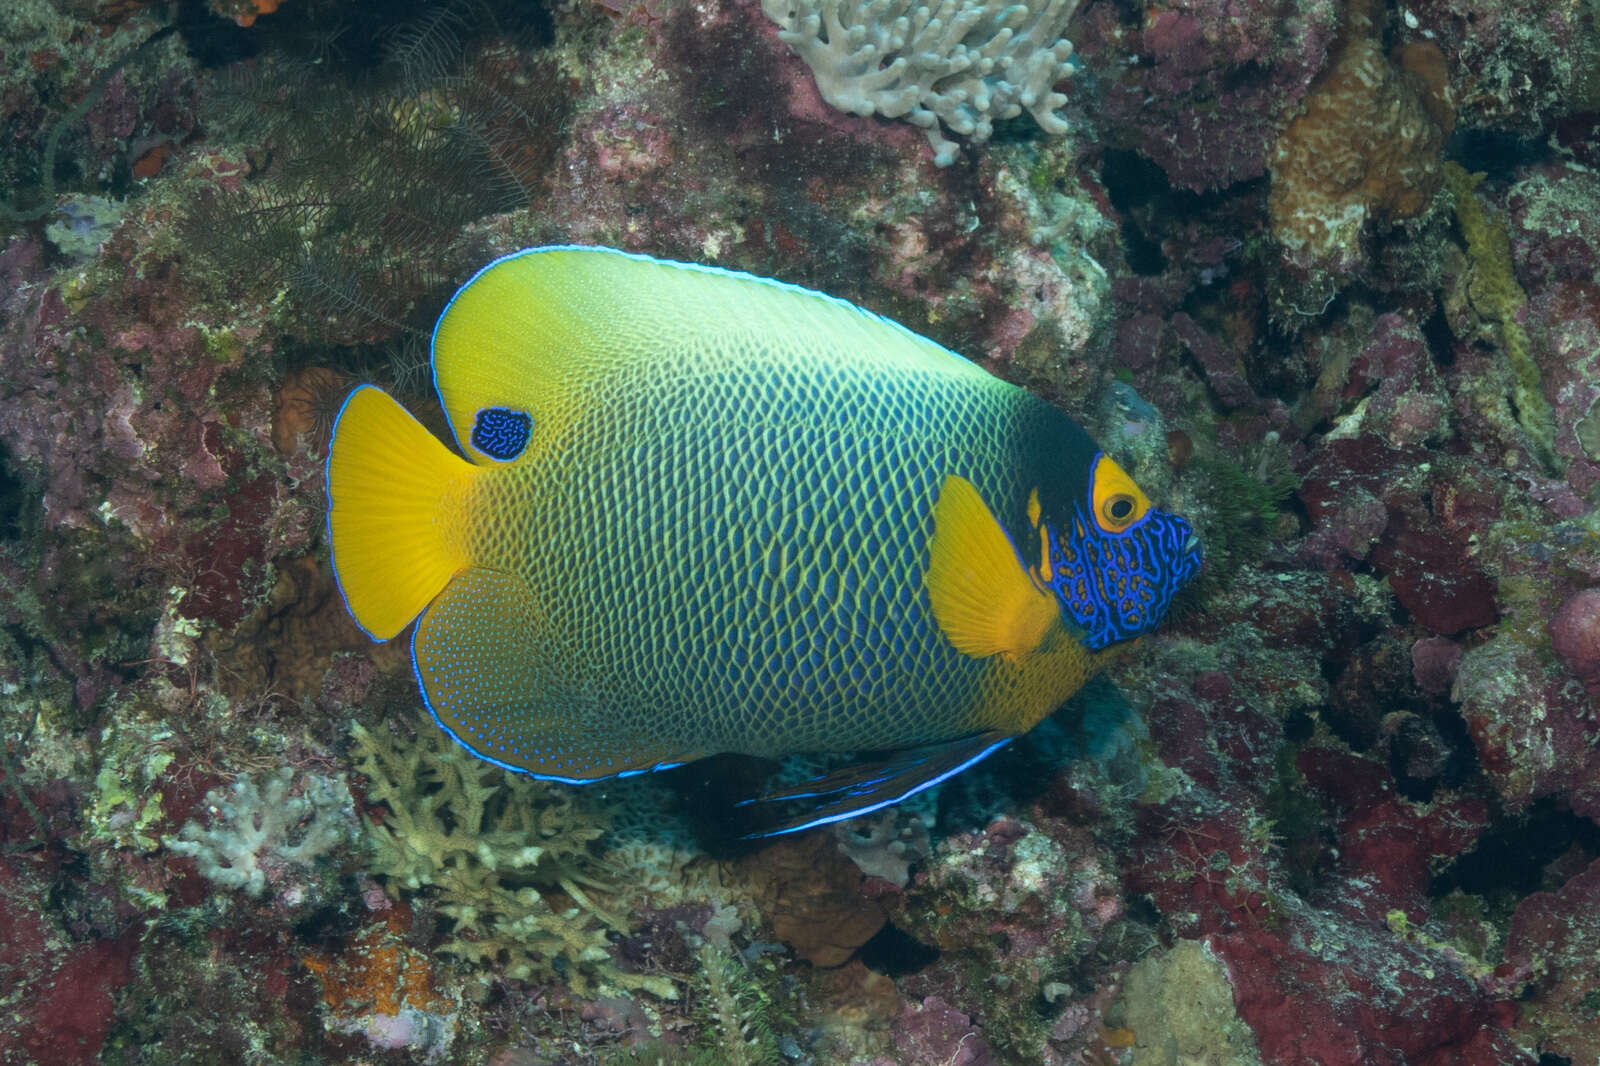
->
925, 474, 1062, 663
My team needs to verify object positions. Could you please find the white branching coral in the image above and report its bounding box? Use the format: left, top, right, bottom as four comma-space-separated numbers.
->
762, 0, 1079, 165
169, 768, 358, 899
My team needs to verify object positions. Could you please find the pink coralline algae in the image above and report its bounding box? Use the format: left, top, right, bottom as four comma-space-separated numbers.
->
1401, 0, 1592, 134
1123, 661, 1524, 1066
0, 862, 138, 1066
1454, 633, 1600, 818
1530, 277, 1600, 497
1298, 436, 1499, 633
0, 209, 312, 636
1335, 313, 1451, 447
1505, 163, 1600, 291
1074, 0, 1338, 192
1549, 589, 1600, 700
1504, 856, 1600, 1061
1297, 746, 1489, 921
1410, 635, 1464, 695
886, 805, 1131, 1065
891, 996, 997, 1066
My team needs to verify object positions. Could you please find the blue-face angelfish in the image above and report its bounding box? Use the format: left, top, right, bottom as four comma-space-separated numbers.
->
326, 246, 1202, 835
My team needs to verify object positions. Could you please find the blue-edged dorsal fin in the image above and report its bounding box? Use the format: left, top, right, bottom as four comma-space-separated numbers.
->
740, 731, 1015, 838
430, 246, 990, 464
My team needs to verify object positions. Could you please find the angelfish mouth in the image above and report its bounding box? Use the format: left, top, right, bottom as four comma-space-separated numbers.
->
1184, 534, 1202, 555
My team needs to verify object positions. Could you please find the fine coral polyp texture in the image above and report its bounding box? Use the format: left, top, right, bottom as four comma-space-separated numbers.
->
1267, 0, 1452, 277
763, 0, 1079, 165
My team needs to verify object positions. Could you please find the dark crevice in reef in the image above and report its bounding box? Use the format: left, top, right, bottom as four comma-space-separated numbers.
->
858, 921, 940, 977
1431, 797, 1600, 902
1100, 149, 1170, 276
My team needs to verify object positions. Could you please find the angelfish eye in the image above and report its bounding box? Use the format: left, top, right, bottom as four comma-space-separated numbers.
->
1089, 454, 1152, 534
1104, 494, 1136, 524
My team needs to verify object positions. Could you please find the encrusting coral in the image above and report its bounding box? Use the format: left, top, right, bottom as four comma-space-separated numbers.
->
762, 0, 1079, 165
300, 901, 460, 1061
349, 722, 675, 998
1267, 0, 1452, 280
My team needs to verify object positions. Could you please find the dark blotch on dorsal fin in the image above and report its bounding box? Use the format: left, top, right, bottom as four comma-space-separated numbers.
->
470, 407, 533, 461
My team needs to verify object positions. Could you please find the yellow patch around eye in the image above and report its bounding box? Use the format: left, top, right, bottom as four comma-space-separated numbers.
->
1026, 487, 1042, 528
1090, 454, 1152, 533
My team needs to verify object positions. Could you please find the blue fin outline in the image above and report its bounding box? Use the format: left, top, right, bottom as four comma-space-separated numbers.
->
741, 731, 1015, 838
410, 624, 688, 785
429, 244, 977, 454
324, 383, 385, 643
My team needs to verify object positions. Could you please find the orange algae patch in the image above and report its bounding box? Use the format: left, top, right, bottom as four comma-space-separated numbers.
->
233, 0, 283, 27
131, 142, 171, 180
1267, 0, 1454, 270
301, 903, 444, 1019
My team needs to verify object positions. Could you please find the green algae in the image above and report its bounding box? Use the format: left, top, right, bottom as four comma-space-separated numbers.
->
680, 943, 788, 1066
91, 757, 171, 856
1577, 396, 1600, 463
600, 946, 789, 1066
1443, 161, 1560, 475
1180, 443, 1299, 604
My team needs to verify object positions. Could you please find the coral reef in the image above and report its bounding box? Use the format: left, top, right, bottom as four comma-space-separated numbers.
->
1442, 161, 1557, 472
301, 901, 460, 1060
1073, 0, 1338, 193
1549, 589, 1600, 701
3, 0, 1600, 1060
0, 11, 194, 224
833, 807, 933, 887
1108, 939, 1259, 1066
348, 722, 674, 997
1503, 856, 1600, 1061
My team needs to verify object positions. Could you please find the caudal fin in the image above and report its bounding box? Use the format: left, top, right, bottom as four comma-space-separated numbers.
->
326, 385, 481, 641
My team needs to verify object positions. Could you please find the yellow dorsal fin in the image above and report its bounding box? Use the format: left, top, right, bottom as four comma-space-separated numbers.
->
925, 475, 1061, 664
431, 246, 993, 464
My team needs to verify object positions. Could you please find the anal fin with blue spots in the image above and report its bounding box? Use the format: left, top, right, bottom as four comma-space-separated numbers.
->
741, 730, 1015, 837
413, 566, 699, 783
